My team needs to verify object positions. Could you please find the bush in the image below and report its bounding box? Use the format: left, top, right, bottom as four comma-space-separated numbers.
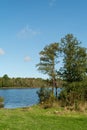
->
37, 87, 51, 103
37, 87, 55, 108
59, 89, 85, 111
0, 96, 4, 108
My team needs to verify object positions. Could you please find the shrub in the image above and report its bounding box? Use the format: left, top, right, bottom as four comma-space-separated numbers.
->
37, 87, 55, 108
0, 96, 4, 108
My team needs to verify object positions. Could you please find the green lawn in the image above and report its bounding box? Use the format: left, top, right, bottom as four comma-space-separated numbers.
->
0, 105, 87, 130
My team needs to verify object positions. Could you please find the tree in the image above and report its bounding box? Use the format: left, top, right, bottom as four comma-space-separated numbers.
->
59, 34, 87, 108
36, 43, 60, 95
2, 74, 10, 87
60, 34, 87, 82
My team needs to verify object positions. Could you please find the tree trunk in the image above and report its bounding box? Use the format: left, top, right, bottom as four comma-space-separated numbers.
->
55, 87, 58, 98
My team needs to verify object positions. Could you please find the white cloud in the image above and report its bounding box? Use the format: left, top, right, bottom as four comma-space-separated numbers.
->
17, 25, 41, 39
24, 56, 31, 62
49, 0, 56, 7
0, 48, 5, 55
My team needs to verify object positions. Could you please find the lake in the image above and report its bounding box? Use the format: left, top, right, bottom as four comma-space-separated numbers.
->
0, 88, 61, 108
0, 88, 39, 108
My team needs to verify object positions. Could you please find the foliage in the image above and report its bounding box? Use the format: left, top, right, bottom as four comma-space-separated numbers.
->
59, 34, 87, 109
0, 97, 4, 102
37, 87, 55, 108
36, 43, 60, 96
2, 74, 10, 87
60, 34, 87, 82
0, 96, 4, 108
37, 87, 51, 103
36, 43, 59, 76
0, 76, 49, 88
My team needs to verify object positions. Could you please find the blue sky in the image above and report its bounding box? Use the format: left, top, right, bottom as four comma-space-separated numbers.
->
0, 0, 87, 78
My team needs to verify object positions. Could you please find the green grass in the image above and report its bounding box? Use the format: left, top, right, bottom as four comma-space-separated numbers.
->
0, 105, 87, 130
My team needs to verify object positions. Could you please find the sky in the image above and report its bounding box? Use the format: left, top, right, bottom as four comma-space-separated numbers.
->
0, 0, 87, 78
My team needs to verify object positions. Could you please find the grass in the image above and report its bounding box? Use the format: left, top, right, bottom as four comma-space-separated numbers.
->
0, 105, 87, 130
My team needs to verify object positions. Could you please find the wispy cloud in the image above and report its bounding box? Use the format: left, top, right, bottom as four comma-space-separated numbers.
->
0, 48, 5, 55
17, 25, 41, 39
49, 0, 56, 7
24, 56, 31, 62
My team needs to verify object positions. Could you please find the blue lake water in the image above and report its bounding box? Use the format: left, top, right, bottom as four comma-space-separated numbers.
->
0, 88, 61, 108
0, 88, 39, 108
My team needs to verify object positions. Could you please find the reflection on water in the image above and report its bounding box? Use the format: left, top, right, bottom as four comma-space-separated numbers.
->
0, 88, 39, 108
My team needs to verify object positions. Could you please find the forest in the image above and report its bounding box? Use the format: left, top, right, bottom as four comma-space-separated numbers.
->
0, 75, 48, 88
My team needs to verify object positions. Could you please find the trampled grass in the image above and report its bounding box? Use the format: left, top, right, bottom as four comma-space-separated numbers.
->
0, 105, 87, 130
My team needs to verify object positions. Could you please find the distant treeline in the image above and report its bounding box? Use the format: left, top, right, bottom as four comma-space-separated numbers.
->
0, 74, 62, 88
0, 74, 47, 88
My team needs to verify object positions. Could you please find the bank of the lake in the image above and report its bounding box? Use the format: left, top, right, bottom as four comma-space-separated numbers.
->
0, 105, 87, 130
